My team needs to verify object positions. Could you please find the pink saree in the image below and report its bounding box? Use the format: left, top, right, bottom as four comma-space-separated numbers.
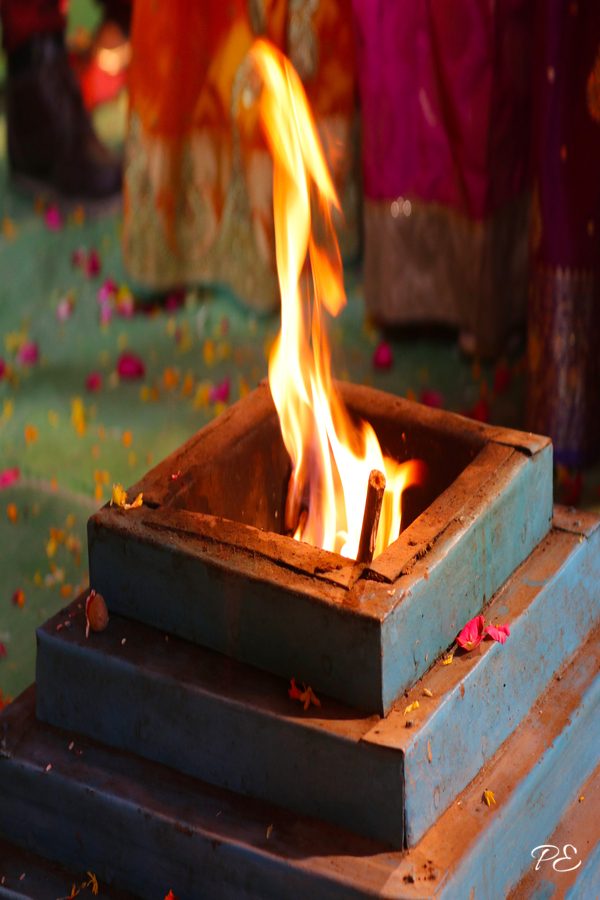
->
352, 0, 534, 356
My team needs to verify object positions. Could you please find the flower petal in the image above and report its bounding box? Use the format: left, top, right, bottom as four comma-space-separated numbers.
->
373, 341, 393, 370
485, 624, 510, 644
456, 614, 486, 651
482, 788, 496, 807
0, 467, 20, 490
117, 352, 145, 380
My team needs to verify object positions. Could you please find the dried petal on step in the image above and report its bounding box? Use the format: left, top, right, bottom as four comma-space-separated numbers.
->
422, 687, 433, 698
482, 789, 496, 807
404, 700, 420, 716
110, 483, 143, 510
288, 677, 303, 700
85, 589, 109, 638
485, 623, 511, 644
456, 615, 486, 651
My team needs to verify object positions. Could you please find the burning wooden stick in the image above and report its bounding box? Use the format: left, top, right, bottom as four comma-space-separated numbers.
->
356, 469, 386, 565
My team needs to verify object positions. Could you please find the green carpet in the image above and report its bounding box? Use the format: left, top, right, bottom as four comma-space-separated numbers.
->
0, 33, 597, 705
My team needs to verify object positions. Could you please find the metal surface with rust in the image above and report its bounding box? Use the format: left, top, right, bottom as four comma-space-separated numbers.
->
37, 513, 600, 850
2, 620, 598, 899
88, 381, 553, 713
507, 762, 600, 899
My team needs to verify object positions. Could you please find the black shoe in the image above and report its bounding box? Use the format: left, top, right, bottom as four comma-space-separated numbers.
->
6, 33, 121, 201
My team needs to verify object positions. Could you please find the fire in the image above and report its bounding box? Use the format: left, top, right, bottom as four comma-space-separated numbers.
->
252, 40, 422, 561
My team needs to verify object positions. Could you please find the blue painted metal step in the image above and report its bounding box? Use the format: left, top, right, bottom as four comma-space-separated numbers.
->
1, 623, 598, 899
35, 510, 600, 848
508, 762, 600, 899
0, 838, 137, 899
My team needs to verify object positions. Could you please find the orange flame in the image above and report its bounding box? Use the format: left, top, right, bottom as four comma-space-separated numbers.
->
252, 40, 422, 561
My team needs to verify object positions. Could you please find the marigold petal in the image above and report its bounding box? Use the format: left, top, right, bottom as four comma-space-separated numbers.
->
483, 789, 496, 807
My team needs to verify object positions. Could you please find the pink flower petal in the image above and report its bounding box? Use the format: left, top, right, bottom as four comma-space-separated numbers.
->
97, 279, 118, 304
85, 371, 103, 392
209, 376, 231, 404
456, 614, 486, 651
373, 341, 393, 370
17, 341, 39, 366
0, 467, 20, 490
420, 388, 445, 409
117, 351, 145, 380
99, 304, 113, 326
44, 205, 63, 231
56, 295, 75, 322
0, 358, 6, 380
485, 624, 510, 644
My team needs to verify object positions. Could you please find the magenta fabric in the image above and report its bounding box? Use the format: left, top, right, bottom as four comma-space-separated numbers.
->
352, 0, 534, 220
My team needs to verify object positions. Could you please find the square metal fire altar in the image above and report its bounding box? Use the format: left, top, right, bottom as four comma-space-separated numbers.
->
2, 381, 599, 898
87, 380, 552, 715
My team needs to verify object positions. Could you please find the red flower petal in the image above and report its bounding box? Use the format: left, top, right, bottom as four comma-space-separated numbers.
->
117, 352, 145, 380
456, 614, 486, 651
485, 624, 510, 644
85, 249, 101, 277
288, 677, 303, 700
86, 371, 103, 392
0, 467, 20, 490
373, 341, 393, 370
420, 388, 444, 409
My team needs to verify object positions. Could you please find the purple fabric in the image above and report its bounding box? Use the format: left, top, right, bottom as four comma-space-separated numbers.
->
352, 0, 534, 220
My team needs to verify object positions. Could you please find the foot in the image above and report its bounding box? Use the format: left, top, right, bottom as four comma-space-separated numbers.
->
6, 33, 121, 201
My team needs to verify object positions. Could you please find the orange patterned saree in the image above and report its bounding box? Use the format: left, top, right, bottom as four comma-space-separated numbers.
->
123, 0, 357, 311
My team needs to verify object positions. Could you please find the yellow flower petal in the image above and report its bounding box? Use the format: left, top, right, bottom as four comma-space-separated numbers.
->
483, 789, 496, 807
110, 483, 128, 507
404, 700, 420, 716
110, 483, 143, 510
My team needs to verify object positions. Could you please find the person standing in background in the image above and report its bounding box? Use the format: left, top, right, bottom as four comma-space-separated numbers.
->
1, 0, 129, 199
121, 0, 358, 313
527, 0, 600, 467
351, 0, 535, 359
